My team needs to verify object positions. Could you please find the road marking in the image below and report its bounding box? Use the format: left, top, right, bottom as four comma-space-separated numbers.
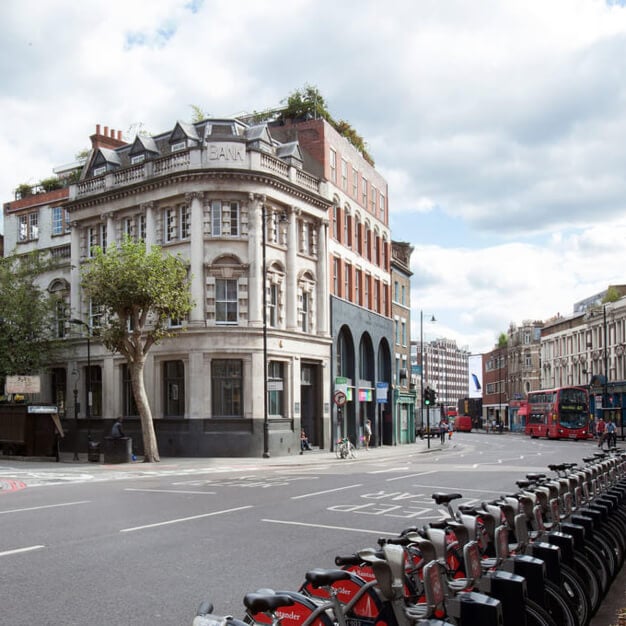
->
263, 519, 397, 536
386, 471, 435, 482
0, 501, 90, 515
0, 545, 45, 557
291, 484, 363, 500
368, 467, 410, 474
125, 488, 216, 495
410, 483, 502, 494
120, 505, 253, 533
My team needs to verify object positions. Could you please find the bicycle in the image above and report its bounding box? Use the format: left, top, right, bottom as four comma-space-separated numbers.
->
335, 437, 357, 459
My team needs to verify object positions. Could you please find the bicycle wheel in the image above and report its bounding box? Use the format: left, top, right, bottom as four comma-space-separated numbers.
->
581, 544, 609, 597
560, 564, 590, 626
572, 553, 601, 615
525, 598, 558, 626
348, 442, 357, 459
336, 445, 343, 459
545, 580, 580, 626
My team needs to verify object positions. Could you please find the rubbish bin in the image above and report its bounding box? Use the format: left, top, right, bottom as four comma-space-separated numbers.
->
103, 436, 133, 464
88, 440, 101, 462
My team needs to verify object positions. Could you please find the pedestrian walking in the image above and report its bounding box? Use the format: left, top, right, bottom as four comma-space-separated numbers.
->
596, 416, 606, 448
606, 419, 617, 449
439, 419, 448, 444
363, 419, 372, 450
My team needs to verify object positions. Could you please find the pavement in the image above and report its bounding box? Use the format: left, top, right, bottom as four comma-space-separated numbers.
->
1, 436, 625, 624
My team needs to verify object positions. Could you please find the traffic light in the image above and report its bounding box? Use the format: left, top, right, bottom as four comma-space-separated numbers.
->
424, 387, 437, 406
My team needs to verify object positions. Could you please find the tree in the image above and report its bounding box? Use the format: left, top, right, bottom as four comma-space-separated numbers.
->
497, 332, 508, 349
80, 238, 193, 462
279, 85, 375, 165
0, 252, 60, 389
602, 286, 621, 304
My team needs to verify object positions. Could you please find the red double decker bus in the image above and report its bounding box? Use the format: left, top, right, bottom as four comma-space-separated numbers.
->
525, 386, 591, 440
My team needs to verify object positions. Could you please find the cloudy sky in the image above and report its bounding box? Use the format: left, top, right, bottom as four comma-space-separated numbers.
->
3, 0, 626, 354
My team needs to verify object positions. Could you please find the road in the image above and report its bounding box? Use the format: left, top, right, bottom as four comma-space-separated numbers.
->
0, 433, 606, 625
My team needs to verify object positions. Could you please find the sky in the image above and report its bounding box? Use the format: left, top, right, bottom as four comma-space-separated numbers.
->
3, 0, 626, 354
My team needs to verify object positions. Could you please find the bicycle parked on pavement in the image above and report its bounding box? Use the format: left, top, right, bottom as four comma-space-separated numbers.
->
335, 437, 357, 460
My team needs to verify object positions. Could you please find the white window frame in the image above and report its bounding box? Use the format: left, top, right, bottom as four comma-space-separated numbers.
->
215, 278, 238, 325
171, 141, 187, 152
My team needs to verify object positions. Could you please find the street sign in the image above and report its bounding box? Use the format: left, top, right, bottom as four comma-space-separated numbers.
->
6, 375, 41, 394
333, 390, 347, 406
376, 382, 389, 404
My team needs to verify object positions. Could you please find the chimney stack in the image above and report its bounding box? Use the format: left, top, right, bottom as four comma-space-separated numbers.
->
90, 122, 127, 151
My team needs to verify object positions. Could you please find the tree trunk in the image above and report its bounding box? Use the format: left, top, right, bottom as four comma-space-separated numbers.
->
130, 360, 160, 462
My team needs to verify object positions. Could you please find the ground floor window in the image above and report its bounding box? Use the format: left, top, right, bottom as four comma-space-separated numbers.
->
87, 365, 102, 417
122, 364, 139, 417
51, 368, 66, 415
268, 361, 284, 417
212, 359, 242, 417
163, 360, 185, 417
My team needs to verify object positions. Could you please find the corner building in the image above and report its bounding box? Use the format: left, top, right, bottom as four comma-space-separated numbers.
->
270, 119, 394, 450
64, 120, 334, 457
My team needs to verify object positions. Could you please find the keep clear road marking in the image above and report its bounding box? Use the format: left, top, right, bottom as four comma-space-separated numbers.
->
120, 505, 253, 533
263, 519, 398, 536
0, 545, 45, 557
0, 500, 90, 515
291, 484, 363, 500
125, 488, 217, 495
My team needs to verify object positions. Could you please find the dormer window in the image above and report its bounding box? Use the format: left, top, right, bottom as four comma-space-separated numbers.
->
171, 141, 187, 153
131, 154, 145, 165
93, 166, 106, 176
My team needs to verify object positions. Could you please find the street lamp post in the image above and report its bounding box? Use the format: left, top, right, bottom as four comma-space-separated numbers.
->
72, 369, 80, 461
420, 311, 436, 449
262, 202, 270, 458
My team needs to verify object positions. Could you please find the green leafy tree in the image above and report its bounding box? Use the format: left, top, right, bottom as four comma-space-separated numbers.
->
80, 238, 193, 462
602, 286, 621, 303
497, 332, 508, 349
0, 252, 60, 390
280, 85, 375, 165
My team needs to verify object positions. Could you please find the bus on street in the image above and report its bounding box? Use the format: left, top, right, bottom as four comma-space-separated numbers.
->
525, 386, 591, 440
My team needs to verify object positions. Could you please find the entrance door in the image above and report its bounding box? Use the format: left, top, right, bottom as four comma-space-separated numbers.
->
300, 364, 318, 446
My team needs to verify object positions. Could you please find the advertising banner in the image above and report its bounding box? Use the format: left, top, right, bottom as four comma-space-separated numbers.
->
468, 355, 483, 399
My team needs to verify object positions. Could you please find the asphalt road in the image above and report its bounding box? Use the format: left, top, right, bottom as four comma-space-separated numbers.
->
0, 433, 619, 625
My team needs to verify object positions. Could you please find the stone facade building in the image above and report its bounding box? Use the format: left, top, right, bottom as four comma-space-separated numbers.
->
3, 115, 395, 457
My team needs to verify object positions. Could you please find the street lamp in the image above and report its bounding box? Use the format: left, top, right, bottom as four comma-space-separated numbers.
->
71, 368, 80, 461
260, 203, 286, 458
69, 318, 92, 439
262, 202, 270, 458
420, 311, 436, 449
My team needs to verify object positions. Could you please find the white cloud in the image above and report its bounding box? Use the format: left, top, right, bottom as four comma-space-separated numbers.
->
3, 0, 626, 353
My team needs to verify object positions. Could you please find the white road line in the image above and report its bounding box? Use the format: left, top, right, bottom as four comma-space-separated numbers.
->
0, 501, 90, 515
368, 467, 410, 474
410, 483, 502, 494
291, 484, 363, 500
0, 545, 45, 557
263, 519, 397, 536
386, 471, 435, 482
120, 505, 253, 533
125, 488, 216, 495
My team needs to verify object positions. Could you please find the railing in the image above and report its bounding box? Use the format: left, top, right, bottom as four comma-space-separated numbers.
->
113, 164, 145, 185
75, 147, 321, 198
260, 152, 289, 177
153, 151, 191, 175
76, 176, 106, 196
